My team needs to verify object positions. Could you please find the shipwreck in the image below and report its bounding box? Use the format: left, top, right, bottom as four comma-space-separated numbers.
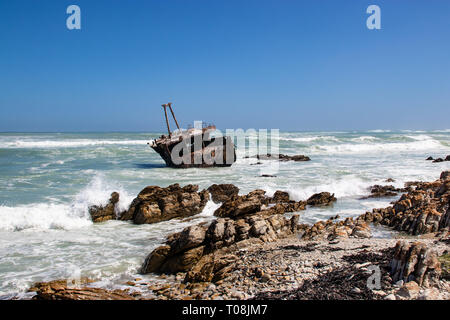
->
148, 103, 236, 168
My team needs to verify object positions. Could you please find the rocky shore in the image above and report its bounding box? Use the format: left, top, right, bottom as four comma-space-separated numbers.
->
30, 171, 450, 300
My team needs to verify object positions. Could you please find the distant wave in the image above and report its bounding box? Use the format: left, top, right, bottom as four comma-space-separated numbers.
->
308, 137, 445, 154
0, 139, 149, 149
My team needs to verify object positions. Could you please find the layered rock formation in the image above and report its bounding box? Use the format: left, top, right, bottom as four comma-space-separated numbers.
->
360, 171, 450, 236
121, 184, 209, 224
141, 212, 300, 283
390, 241, 441, 287
207, 184, 239, 203
89, 184, 210, 224
29, 280, 135, 300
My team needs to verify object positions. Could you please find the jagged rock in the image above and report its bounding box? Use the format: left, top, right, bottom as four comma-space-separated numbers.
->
122, 184, 209, 224
396, 281, 420, 299
446, 155, 450, 161
390, 241, 441, 287
360, 185, 409, 199
213, 191, 265, 218
88, 192, 120, 222
207, 184, 239, 203
141, 212, 299, 281
360, 172, 450, 236
306, 192, 337, 206
433, 158, 444, 163
29, 280, 135, 300
426, 156, 434, 161
441, 171, 450, 181
245, 154, 310, 162
271, 191, 290, 203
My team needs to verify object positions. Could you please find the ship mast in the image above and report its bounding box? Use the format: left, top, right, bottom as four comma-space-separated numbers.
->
161, 102, 181, 137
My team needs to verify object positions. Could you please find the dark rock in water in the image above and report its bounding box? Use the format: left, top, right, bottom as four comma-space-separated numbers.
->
271, 190, 290, 203
360, 185, 410, 199
260, 174, 276, 177
207, 184, 239, 203
122, 184, 209, 224
385, 178, 396, 182
441, 171, 450, 180
390, 241, 441, 287
213, 191, 266, 219
306, 192, 337, 206
430, 155, 450, 163
426, 156, 434, 161
245, 154, 310, 162
29, 279, 135, 300
88, 192, 120, 223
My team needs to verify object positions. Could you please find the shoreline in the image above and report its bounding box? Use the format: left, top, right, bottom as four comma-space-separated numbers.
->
24, 169, 450, 300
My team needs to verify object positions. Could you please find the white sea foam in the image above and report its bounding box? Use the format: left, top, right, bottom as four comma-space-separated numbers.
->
0, 175, 134, 231
0, 139, 148, 149
309, 137, 444, 154
285, 177, 371, 201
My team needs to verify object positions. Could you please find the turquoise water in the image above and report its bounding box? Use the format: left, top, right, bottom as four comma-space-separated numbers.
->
0, 130, 449, 298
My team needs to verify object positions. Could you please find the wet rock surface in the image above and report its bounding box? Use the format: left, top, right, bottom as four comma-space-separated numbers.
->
122, 184, 209, 224
36, 173, 450, 300
429, 155, 450, 163
88, 192, 121, 222
360, 171, 450, 236
29, 279, 136, 300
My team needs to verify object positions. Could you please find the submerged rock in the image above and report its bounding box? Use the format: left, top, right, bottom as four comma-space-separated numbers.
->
122, 184, 209, 224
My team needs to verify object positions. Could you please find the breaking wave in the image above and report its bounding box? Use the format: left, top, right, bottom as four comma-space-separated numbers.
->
0, 175, 134, 231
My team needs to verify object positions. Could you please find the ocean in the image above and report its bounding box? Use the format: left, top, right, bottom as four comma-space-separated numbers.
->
1, 130, 449, 298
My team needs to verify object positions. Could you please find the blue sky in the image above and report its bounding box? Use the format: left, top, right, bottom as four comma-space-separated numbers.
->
0, 0, 449, 132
